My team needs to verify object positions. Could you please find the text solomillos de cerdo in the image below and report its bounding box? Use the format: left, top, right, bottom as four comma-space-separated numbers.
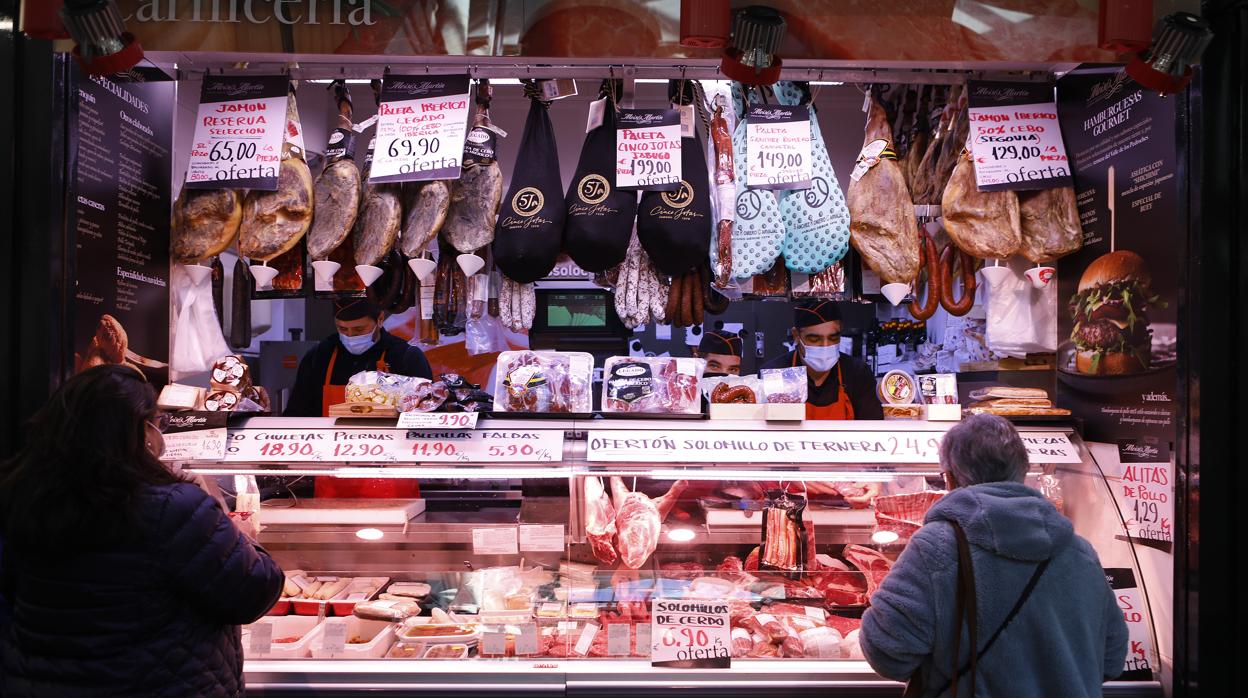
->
590, 436, 895, 455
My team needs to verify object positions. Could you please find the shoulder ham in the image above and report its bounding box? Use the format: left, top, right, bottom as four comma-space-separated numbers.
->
941, 152, 1022, 259
239, 86, 314, 262
1017, 185, 1082, 263
846, 92, 920, 284
307, 81, 362, 261
171, 188, 242, 264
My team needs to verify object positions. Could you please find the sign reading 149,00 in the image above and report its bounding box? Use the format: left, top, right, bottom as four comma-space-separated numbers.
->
369, 74, 471, 184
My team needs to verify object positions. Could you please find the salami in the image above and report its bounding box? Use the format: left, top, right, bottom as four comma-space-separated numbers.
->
492, 94, 564, 283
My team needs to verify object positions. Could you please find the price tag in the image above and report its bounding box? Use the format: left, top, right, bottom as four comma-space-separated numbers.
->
574, 623, 599, 656
321, 618, 348, 654
805, 606, 826, 621
650, 599, 731, 668
965, 80, 1071, 191
370, 74, 471, 184
160, 427, 227, 462
516, 623, 539, 655
472, 527, 519, 555
396, 411, 479, 430
249, 621, 274, 655
616, 109, 682, 190
224, 428, 564, 463
636, 623, 652, 659
746, 105, 812, 190
519, 524, 565, 552
186, 75, 289, 191
482, 631, 506, 657
850, 138, 889, 182
1114, 439, 1174, 551
1106, 568, 1155, 680
586, 97, 607, 133
607, 623, 631, 656
678, 104, 695, 139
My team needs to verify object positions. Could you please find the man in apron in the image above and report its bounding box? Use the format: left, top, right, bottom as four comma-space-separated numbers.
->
284, 298, 434, 497
693, 330, 746, 377
760, 299, 883, 421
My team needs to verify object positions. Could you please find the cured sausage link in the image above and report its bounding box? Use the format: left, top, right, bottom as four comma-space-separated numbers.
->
939, 244, 977, 316
908, 228, 942, 321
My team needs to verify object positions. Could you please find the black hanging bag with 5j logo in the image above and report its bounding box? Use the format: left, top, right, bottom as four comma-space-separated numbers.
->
637, 81, 713, 277
492, 92, 564, 283
563, 81, 636, 273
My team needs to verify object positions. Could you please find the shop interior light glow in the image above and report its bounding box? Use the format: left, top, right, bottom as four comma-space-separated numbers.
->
355, 528, 385, 541
871, 529, 900, 545
667, 528, 697, 542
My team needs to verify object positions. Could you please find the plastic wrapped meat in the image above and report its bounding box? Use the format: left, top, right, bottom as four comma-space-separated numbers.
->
492, 351, 593, 413
601, 356, 705, 415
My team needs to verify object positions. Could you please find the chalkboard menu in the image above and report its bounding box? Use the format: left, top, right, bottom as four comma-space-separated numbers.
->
68, 66, 175, 385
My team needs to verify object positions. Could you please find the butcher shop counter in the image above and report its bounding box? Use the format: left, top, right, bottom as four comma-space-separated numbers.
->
176, 417, 1163, 697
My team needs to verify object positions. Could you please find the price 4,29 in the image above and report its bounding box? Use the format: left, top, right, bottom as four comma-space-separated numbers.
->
387, 137, 441, 158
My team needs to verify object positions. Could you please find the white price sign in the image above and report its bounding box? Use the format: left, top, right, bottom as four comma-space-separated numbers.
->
370, 74, 471, 184
160, 428, 227, 462
650, 599, 731, 668
746, 105, 812, 190
616, 109, 682, 189
224, 428, 564, 463
185, 75, 288, 191
519, 524, 565, 552
587, 429, 1079, 464
472, 527, 519, 555
1114, 439, 1174, 550
396, 411, 479, 430
965, 80, 1071, 191
1106, 568, 1156, 679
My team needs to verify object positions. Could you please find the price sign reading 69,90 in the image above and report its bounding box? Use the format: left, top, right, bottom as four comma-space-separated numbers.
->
370, 74, 471, 184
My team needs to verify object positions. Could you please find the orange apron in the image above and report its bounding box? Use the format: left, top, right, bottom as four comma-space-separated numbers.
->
315, 345, 421, 499
789, 352, 855, 421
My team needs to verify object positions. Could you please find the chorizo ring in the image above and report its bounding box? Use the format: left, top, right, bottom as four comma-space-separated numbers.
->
939, 245, 977, 316
908, 228, 942, 321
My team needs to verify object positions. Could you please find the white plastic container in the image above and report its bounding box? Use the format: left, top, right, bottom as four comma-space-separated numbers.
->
243, 615, 321, 659
307, 617, 396, 659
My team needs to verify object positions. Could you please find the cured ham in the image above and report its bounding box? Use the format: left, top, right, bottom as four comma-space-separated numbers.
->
847, 91, 920, 284
941, 152, 1022, 260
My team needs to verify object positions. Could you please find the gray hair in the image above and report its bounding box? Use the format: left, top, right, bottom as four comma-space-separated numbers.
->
939, 414, 1029, 486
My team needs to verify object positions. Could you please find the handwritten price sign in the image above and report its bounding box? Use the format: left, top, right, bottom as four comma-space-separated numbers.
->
650, 599, 731, 668
224, 427, 563, 464
616, 109, 682, 190
185, 75, 288, 191
966, 80, 1071, 191
1115, 439, 1174, 551
397, 411, 479, 430
370, 74, 471, 184
746, 105, 812, 190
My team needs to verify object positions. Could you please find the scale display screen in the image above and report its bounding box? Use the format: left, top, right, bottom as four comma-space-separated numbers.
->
544, 291, 609, 328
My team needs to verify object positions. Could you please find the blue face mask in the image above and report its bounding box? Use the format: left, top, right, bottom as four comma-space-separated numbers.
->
801, 342, 840, 372
339, 329, 378, 355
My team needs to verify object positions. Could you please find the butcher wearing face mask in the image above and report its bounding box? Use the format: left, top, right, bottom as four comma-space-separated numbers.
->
284, 298, 433, 419
760, 300, 883, 421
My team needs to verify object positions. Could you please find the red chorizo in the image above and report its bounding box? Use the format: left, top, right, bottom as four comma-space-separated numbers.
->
908, 228, 942, 321
940, 245, 977, 316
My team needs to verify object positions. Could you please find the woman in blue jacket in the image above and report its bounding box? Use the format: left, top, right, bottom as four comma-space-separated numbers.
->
860, 414, 1129, 697
0, 365, 284, 697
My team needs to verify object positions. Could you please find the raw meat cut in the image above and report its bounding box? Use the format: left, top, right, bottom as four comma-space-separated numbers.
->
171, 188, 242, 264
307, 81, 362, 261
808, 569, 869, 606
847, 92, 920, 284
239, 87, 314, 262
824, 614, 862, 637
941, 153, 1022, 260
1017, 185, 1082, 263
843, 544, 893, 597
400, 180, 451, 256
584, 476, 618, 566
611, 477, 660, 570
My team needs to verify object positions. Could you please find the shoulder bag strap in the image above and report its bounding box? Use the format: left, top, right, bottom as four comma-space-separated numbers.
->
949, 520, 977, 698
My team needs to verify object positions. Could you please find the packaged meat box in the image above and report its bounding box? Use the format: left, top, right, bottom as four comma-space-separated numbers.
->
328, 576, 390, 616
601, 356, 705, 415
492, 351, 593, 414
243, 615, 321, 659
308, 617, 397, 659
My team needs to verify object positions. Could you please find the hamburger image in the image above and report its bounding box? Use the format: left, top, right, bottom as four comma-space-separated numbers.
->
1069, 250, 1160, 375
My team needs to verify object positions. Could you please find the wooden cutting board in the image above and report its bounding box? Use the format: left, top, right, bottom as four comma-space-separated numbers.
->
327, 402, 398, 418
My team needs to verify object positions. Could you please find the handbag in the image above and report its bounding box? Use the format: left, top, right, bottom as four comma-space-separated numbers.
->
904, 521, 1051, 698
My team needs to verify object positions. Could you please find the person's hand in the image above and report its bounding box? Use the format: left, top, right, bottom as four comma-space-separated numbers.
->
842, 482, 881, 509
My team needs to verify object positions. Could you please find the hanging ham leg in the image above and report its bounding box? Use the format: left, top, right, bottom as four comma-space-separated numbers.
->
584, 476, 619, 566
610, 477, 662, 570
847, 91, 920, 284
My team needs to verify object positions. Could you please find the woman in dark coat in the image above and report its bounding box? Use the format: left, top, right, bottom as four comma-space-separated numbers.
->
0, 365, 284, 697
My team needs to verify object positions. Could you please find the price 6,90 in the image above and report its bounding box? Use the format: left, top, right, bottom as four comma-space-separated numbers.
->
388, 137, 441, 158
663, 628, 710, 647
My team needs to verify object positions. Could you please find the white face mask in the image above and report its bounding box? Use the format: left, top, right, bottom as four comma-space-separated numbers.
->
801, 342, 840, 372
339, 328, 378, 355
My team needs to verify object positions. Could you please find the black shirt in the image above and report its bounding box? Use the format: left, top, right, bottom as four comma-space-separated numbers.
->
759, 350, 883, 420
283, 329, 434, 417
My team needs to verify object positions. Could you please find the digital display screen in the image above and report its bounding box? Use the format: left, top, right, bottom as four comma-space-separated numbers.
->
545, 292, 608, 328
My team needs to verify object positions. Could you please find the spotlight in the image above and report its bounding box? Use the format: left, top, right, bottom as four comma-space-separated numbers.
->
1125, 12, 1213, 95
59, 0, 144, 76
719, 6, 786, 86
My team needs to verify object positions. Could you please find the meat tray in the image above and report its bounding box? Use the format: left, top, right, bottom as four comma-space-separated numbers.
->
307, 617, 397, 659
243, 615, 321, 659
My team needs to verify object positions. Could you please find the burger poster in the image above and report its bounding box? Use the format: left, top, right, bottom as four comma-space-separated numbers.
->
1054, 68, 1180, 445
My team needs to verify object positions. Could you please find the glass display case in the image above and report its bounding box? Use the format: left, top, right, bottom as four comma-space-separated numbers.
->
176, 417, 1163, 697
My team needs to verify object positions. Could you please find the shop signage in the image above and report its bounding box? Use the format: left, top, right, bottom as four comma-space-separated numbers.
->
1105, 568, 1155, 681
472, 526, 519, 555
1113, 438, 1174, 553
395, 410, 479, 430
69, 67, 174, 386
965, 80, 1070, 191
586, 430, 1080, 464
369, 74, 472, 183
159, 412, 229, 462
650, 599, 731, 668
746, 105, 812, 190
223, 428, 563, 463
616, 109, 682, 189
185, 75, 289, 190
1055, 69, 1180, 444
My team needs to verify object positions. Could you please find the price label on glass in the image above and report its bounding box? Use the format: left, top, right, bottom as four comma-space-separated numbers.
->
746, 105, 812, 190
224, 428, 564, 463
370, 74, 471, 184
396, 411, 479, 430
616, 109, 682, 190
185, 75, 289, 191
650, 599, 731, 668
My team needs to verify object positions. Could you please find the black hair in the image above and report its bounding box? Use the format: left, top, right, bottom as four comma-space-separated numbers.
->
0, 364, 180, 551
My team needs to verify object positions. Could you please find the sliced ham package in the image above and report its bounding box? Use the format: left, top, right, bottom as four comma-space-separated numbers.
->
564, 85, 636, 272
492, 97, 564, 283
